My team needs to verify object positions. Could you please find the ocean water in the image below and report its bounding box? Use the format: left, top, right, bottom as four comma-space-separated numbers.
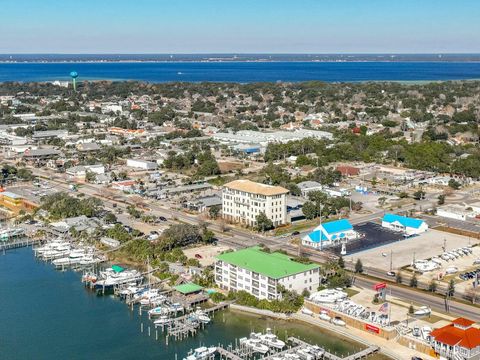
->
0, 247, 388, 360
1, 61, 480, 83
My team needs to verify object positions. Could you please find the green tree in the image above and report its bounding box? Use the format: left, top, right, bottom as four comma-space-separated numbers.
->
448, 279, 455, 297
355, 259, 363, 273
437, 194, 446, 205
428, 280, 437, 293
413, 190, 426, 200
255, 212, 274, 232
448, 179, 461, 190
302, 201, 317, 220
410, 274, 418, 288
208, 205, 221, 219
338, 256, 345, 269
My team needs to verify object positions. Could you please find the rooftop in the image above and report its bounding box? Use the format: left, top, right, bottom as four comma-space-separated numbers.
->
224, 180, 289, 196
216, 246, 319, 279
431, 318, 480, 349
173, 283, 204, 295
0, 191, 23, 200
382, 213, 425, 229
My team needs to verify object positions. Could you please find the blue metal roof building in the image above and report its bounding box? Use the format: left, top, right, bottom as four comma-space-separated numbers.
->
381, 213, 428, 235
302, 219, 358, 249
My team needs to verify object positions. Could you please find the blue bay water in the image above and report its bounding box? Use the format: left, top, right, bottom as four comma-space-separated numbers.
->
0, 248, 381, 360
1, 62, 480, 83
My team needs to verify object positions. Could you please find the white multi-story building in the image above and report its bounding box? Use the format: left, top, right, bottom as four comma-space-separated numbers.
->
215, 246, 320, 300
222, 180, 288, 227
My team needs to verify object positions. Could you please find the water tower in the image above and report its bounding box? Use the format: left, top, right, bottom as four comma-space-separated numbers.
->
70, 71, 78, 91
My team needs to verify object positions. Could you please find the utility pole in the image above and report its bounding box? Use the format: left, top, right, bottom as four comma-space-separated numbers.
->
319, 202, 323, 251
390, 250, 393, 272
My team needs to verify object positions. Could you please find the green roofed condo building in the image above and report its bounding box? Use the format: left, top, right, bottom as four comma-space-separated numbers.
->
215, 246, 320, 300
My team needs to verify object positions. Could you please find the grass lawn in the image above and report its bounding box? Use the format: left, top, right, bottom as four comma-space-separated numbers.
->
274, 219, 318, 236
422, 314, 444, 324
344, 288, 360, 297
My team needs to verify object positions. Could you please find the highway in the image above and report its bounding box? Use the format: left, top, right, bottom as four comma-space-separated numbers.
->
354, 276, 480, 322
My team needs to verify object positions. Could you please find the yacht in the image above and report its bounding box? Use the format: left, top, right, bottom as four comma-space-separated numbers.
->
319, 310, 331, 322
240, 333, 269, 354
332, 317, 346, 326
414, 306, 431, 316
309, 289, 348, 304
183, 346, 216, 360
148, 306, 167, 317
301, 307, 314, 316
52, 250, 87, 267
259, 328, 285, 349
192, 309, 210, 324
95, 268, 143, 289
154, 315, 173, 326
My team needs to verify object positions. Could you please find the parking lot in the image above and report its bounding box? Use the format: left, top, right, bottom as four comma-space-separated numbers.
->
331, 222, 404, 255
183, 244, 231, 267
345, 228, 480, 272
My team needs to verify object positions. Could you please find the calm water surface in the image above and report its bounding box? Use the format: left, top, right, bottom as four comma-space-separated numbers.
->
0, 247, 389, 360
1, 62, 480, 83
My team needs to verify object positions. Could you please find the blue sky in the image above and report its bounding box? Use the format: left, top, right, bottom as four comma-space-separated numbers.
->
1, 0, 479, 53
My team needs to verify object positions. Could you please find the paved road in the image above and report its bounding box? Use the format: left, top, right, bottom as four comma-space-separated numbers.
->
354, 276, 480, 322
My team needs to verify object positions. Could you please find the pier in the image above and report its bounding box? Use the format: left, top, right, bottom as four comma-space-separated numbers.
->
1, 238, 42, 253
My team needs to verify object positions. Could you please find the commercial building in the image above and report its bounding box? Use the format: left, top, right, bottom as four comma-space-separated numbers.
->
302, 219, 358, 249
213, 129, 333, 147
126, 159, 158, 171
23, 148, 62, 161
66, 165, 105, 180
215, 246, 320, 300
222, 180, 288, 227
0, 191, 38, 214
430, 318, 480, 360
297, 181, 323, 197
381, 213, 428, 235
437, 204, 480, 221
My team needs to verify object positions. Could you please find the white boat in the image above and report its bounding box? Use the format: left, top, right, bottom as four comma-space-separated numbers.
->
332, 317, 346, 326
309, 289, 348, 304
148, 306, 166, 316
414, 306, 431, 316
183, 346, 216, 360
445, 266, 458, 274
301, 307, 313, 316
52, 250, 87, 267
170, 303, 184, 313
319, 310, 331, 322
296, 348, 315, 360
259, 328, 285, 349
192, 309, 210, 324
154, 315, 173, 326
240, 333, 269, 354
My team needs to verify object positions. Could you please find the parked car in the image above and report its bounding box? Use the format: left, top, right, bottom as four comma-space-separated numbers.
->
195, 254, 203, 259
291, 231, 300, 236
386, 271, 396, 277
159, 216, 167, 222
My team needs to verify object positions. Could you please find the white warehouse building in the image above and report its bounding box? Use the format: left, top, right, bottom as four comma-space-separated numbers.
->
126, 159, 158, 170
215, 246, 320, 300
222, 180, 289, 227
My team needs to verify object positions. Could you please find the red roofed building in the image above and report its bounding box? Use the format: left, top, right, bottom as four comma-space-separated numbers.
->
430, 318, 480, 359
336, 165, 360, 177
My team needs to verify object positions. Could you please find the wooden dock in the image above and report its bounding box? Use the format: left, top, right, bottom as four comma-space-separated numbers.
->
1, 238, 42, 253
215, 347, 243, 360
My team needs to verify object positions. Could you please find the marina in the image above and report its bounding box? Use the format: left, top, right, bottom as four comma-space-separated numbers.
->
0, 246, 390, 360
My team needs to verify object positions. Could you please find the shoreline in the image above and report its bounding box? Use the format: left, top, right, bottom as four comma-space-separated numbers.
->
230, 304, 402, 360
